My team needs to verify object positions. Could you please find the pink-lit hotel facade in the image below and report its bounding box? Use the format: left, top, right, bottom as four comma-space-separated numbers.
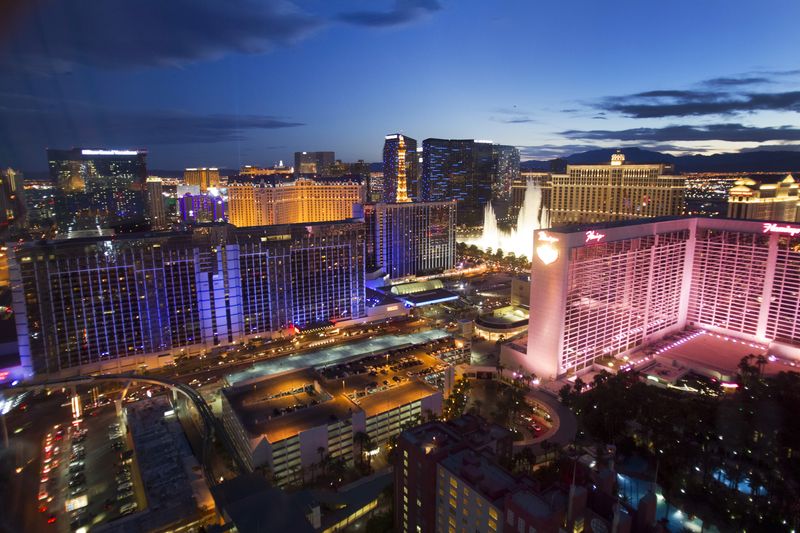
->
504, 217, 800, 380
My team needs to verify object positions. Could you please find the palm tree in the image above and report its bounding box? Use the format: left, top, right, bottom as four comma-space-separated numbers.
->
354, 431, 372, 469
755, 354, 768, 377
314, 446, 325, 481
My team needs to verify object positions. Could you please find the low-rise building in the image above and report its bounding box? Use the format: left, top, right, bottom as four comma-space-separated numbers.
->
395, 416, 636, 533
222, 357, 443, 485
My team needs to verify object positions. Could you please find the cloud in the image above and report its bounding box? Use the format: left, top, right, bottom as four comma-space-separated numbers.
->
490, 106, 535, 124
0, 0, 322, 72
702, 76, 772, 87
338, 0, 441, 27
516, 144, 601, 160
588, 70, 800, 118
0, 93, 304, 168
596, 90, 800, 118
561, 123, 800, 143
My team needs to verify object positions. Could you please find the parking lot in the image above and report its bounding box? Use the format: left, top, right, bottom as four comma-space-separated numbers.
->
318, 349, 447, 403
53, 405, 145, 531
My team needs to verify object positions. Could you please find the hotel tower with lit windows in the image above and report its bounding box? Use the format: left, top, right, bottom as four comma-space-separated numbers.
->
548, 152, 685, 226
9, 221, 366, 378
503, 216, 800, 379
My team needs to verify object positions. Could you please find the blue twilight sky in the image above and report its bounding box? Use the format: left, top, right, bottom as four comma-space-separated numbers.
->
1, 0, 799, 171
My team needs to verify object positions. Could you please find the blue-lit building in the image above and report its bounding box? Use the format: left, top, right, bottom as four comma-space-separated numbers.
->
420, 139, 519, 226
366, 201, 456, 279
48, 148, 148, 232
179, 191, 227, 223
382, 134, 419, 203
9, 221, 365, 377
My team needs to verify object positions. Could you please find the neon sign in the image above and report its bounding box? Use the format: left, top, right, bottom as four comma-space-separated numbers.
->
81, 149, 139, 156
536, 232, 559, 265
762, 223, 800, 236
537, 232, 559, 243
585, 230, 605, 243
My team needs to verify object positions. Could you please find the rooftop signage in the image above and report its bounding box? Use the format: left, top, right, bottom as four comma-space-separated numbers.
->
81, 149, 139, 156
763, 223, 800, 237
585, 230, 605, 243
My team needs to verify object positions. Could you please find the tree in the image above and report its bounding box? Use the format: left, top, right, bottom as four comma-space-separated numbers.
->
573, 377, 586, 395
558, 384, 573, 405
354, 431, 371, 468
514, 447, 537, 473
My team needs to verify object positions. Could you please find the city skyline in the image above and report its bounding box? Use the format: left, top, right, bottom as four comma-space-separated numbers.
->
1, 1, 799, 170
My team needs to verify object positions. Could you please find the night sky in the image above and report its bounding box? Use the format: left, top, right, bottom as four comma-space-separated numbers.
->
1, 0, 799, 171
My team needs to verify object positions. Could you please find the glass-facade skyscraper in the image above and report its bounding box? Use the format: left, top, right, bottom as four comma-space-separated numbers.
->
294, 151, 335, 176
420, 139, 519, 226
48, 148, 148, 232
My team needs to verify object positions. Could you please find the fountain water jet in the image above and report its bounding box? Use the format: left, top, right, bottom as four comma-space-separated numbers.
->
460, 181, 549, 261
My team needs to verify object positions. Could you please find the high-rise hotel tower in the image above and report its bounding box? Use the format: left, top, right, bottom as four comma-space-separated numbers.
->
548, 152, 685, 226
504, 217, 800, 379
9, 221, 365, 377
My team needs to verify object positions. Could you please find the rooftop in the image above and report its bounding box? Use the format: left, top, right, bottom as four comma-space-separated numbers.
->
224, 350, 442, 443
210, 474, 315, 533
355, 380, 438, 418
225, 329, 451, 386
222, 369, 355, 442
644, 330, 796, 378
510, 489, 554, 518
441, 449, 517, 506
476, 305, 529, 329
395, 288, 459, 307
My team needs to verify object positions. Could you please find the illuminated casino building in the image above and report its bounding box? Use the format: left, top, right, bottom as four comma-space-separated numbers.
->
48, 148, 148, 231
178, 189, 227, 223
383, 134, 419, 203
727, 174, 798, 222
548, 152, 685, 226
145, 177, 168, 229
227, 177, 364, 227
9, 221, 365, 377
503, 217, 800, 379
183, 167, 221, 192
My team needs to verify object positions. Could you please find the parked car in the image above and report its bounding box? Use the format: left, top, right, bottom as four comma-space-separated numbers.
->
119, 501, 138, 515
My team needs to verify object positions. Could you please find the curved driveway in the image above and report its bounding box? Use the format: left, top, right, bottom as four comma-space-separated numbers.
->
514, 388, 577, 452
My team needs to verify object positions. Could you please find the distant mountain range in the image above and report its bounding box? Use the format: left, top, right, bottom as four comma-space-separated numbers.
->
520, 148, 800, 173
382, 147, 800, 174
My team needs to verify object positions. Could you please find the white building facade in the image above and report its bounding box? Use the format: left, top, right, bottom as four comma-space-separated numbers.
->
508, 217, 800, 379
